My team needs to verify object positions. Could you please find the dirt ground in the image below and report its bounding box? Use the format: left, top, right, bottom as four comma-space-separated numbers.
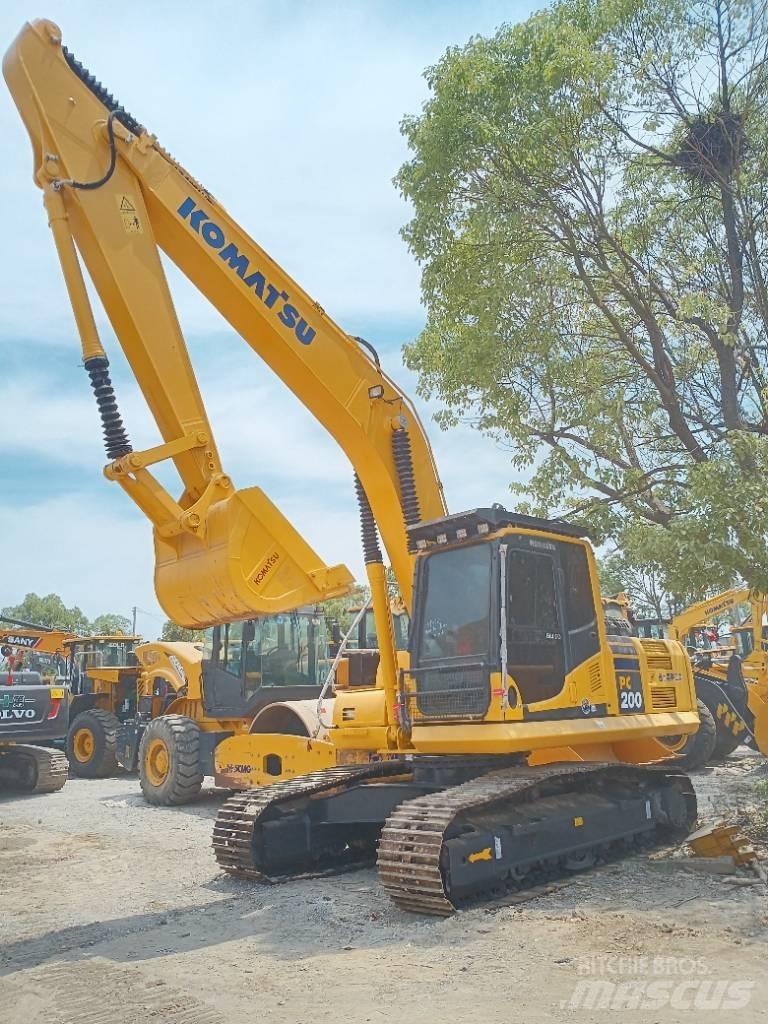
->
1, 752, 767, 1024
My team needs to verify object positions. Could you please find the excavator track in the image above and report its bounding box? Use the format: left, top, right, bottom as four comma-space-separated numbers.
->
213, 759, 696, 916
212, 760, 412, 880
377, 763, 697, 915
0, 745, 69, 794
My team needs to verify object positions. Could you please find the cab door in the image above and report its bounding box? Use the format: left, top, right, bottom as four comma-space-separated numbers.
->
504, 544, 567, 707
201, 621, 249, 717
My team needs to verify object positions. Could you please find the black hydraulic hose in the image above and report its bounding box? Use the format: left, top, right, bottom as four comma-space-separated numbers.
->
354, 474, 382, 564
83, 356, 133, 460
391, 427, 421, 549
61, 45, 143, 136
64, 110, 120, 191
353, 336, 381, 369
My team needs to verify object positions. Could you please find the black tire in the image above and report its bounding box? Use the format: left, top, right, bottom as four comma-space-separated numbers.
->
66, 709, 119, 778
659, 699, 717, 770
712, 722, 746, 759
138, 715, 203, 806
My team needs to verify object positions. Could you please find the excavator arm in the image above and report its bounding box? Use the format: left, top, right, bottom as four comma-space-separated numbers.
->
668, 587, 752, 644
0, 620, 75, 658
4, 19, 446, 629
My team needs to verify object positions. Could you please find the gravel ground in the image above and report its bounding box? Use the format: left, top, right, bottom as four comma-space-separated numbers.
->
1, 751, 767, 1023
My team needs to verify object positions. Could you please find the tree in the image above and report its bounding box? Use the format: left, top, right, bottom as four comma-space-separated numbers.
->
398, 0, 768, 593
597, 549, 704, 620
161, 620, 205, 643
2, 592, 90, 633
90, 613, 132, 635
321, 584, 370, 636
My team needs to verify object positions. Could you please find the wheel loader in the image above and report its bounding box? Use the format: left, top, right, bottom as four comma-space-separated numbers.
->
602, 590, 768, 767
1, 621, 141, 777
6, 19, 705, 912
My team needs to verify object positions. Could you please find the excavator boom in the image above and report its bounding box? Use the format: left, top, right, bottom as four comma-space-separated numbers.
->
669, 588, 753, 644
4, 19, 446, 628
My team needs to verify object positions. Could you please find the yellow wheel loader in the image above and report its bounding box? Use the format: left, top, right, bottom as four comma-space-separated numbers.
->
6, 20, 704, 912
1, 620, 141, 777
62, 633, 142, 777
668, 590, 768, 761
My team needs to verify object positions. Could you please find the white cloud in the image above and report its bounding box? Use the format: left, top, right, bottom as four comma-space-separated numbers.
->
0, 1, 529, 337
0, 494, 164, 628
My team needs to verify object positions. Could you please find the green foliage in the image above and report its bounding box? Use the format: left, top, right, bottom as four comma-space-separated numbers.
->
322, 585, 370, 635
90, 613, 132, 635
161, 620, 205, 643
2, 592, 90, 634
597, 545, 726, 620
398, 0, 768, 592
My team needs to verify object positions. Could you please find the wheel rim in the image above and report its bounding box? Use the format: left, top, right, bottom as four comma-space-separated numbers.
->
72, 727, 95, 764
659, 733, 687, 753
145, 737, 170, 786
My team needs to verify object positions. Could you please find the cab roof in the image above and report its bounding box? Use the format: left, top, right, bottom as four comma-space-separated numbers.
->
408, 506, 590, 548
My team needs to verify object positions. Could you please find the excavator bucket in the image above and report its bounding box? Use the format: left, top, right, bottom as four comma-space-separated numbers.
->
154, 486, 355, 629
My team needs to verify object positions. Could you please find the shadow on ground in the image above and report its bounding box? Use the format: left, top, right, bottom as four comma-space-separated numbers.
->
0, 881, 448, 975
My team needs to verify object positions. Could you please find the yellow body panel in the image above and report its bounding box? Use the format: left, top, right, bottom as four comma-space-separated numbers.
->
410, 713, 699, 755
134, 640, 252, 733
214, 734, 337, 789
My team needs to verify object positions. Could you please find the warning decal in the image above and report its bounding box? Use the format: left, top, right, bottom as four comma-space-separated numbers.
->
117, 194, 143, 234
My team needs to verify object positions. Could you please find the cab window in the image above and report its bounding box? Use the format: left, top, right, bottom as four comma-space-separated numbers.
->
416, 544, 492, 662
222, 621, 244, 677
559, 543, 600, 667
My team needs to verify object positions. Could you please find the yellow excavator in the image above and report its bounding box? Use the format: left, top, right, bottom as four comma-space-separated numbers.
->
668, 589, 768, 761
6, 19, 703, 913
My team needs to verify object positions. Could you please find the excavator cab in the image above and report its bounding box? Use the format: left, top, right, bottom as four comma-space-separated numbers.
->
406, 509, 599, 720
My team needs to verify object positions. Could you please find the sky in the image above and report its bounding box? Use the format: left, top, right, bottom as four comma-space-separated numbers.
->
0, 0, 536, 635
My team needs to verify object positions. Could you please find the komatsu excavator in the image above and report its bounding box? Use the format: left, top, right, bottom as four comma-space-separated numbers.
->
6, 19, 702, 913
